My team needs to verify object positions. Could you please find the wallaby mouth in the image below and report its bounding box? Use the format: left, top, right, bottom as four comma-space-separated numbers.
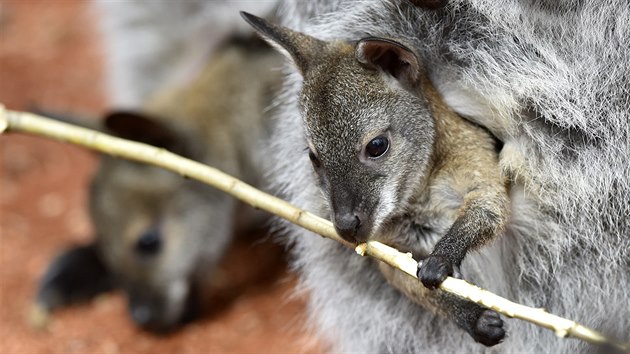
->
126, 280, 197, 333
128, 296, 177, 333
129, 305, 173, 333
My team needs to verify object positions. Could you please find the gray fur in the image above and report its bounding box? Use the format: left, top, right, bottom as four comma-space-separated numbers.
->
265, 0, 630, 352
94, 0, 277, 108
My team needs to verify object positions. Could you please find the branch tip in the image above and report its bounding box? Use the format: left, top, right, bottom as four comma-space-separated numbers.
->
0, 105, 8, 134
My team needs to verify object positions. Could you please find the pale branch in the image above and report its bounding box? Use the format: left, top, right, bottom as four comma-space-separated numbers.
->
1, 105, 628, 352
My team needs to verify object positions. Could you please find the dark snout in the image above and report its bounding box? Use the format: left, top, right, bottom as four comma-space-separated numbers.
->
128, 295, 176, 333
333, 210, 370, 244
127, 285, 198, 333
330, 186, 373, 243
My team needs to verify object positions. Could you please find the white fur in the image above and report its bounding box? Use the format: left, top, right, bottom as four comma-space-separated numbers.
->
372, 177, 398, 233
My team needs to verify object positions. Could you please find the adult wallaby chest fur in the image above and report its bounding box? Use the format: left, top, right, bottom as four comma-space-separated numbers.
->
264, 0, 630, 352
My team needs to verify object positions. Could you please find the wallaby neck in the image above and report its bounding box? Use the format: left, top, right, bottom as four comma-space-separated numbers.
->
420, 78, 467, 169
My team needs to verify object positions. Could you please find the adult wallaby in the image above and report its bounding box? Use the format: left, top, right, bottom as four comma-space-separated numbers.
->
35, 35, 283, 332
243, 12, 510, 346
260, 0, 630, 352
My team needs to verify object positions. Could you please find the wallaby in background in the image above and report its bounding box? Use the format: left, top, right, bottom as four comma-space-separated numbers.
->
35, 35, 283, 332
243, 13, 510, 346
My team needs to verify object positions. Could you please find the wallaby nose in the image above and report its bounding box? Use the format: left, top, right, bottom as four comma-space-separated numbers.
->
334, 212, 368, 243
134, 227, 162, 256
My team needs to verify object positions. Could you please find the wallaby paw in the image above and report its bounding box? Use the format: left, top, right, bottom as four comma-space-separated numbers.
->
417, 255, 453, 289
37, 243, 114, 311
473, 310, 505, 347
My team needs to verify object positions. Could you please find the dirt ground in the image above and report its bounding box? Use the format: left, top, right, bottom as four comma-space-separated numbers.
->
0, 1, 322, 352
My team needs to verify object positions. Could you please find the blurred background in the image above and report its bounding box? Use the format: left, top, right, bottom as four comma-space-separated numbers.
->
0, 0, 318, 352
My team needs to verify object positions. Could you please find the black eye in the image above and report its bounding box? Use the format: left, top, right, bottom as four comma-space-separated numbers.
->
365, 136, 389, 158
308, 149, 321, 168
135, 228, 162, 256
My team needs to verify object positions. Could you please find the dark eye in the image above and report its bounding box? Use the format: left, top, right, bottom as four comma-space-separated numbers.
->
365, 136, 389, 158
135, 228, 162, 256
308, 149, 321, 168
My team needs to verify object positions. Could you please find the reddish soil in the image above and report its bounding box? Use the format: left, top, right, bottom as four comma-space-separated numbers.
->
0, 1, 321, 352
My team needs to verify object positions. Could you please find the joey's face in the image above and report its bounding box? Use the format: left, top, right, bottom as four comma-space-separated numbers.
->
90, 157, 207, 332
300, 57, 435, 243
242, 13, 436, 243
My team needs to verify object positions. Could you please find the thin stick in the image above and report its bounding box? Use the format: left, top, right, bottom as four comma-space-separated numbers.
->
1, 106, 627, 352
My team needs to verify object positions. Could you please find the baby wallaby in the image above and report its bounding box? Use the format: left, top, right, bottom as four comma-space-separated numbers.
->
35, 35, 283, 332
243, 13, 510, 346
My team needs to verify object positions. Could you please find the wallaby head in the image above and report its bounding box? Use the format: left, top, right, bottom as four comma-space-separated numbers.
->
243, 13, 436, 244
36, 28, 282, 334
90, 111, 207, 332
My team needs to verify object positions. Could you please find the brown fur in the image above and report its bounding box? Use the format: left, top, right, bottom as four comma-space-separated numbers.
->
378, 77, 509, 319
379, 80, 510, 259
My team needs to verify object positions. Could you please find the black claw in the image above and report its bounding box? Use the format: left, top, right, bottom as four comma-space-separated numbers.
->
473, 310, 506, 347
417, 255, 453, 289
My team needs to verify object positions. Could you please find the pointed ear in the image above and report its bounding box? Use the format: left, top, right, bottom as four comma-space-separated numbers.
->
104, 111, 191, 157
355, 37, 423, 90
240, 11, 324, 75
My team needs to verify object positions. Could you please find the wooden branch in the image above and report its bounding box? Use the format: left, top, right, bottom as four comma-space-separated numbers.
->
1, 105, 628, 352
